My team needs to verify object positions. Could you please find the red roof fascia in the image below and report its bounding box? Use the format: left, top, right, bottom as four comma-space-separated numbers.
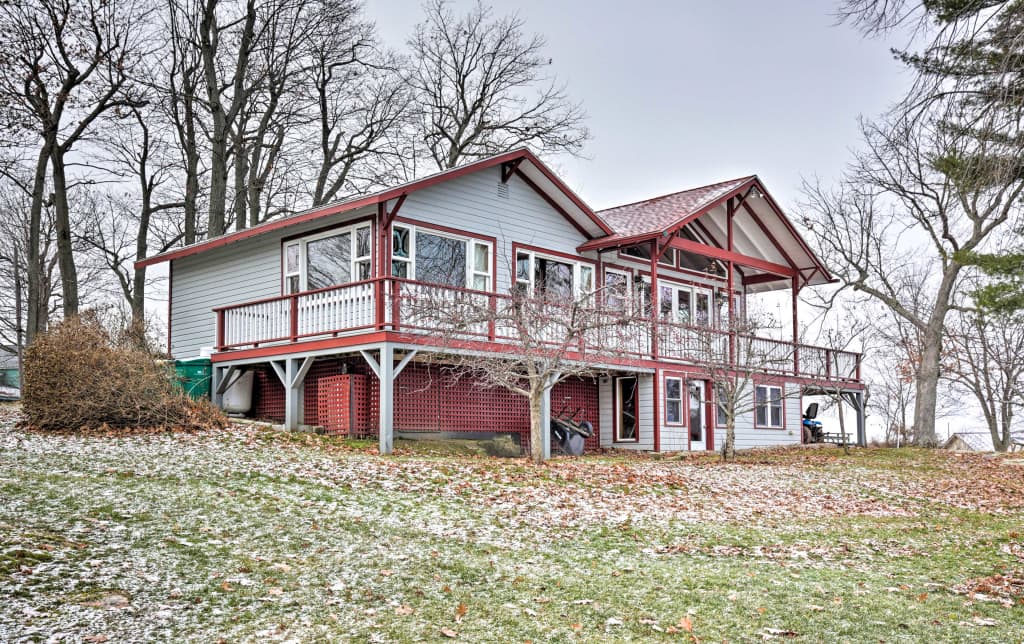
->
136, 149, 606, 269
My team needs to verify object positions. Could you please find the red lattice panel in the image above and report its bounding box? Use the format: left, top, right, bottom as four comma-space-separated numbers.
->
393, 364, 600, 453
317, 374, 371, 436
248, 358, 598, 453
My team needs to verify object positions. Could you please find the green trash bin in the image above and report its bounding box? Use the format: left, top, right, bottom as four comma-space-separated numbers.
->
174, 358, 212, 400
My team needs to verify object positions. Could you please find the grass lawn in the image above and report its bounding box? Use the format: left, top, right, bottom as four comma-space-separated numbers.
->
2, 403, 1023, 642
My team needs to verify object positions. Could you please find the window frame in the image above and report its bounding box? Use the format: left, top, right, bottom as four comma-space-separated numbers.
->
754, 384, 785, 429
613, 375, 640, 443
390, 222, 494, 291
281, 220, 373, 294
663, 375, 685, 427
514, 245, 595, 299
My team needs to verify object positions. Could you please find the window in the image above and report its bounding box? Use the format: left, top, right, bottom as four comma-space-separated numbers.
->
616, 377, 639, 441
622, 245, 651, 260
755, 385, 783, 428
307, 232, 352, 289
471, 243, 490, 290
282, 222, 372, 293
603, 269, 630, 310
665, 377, 683, 425
416, 231, 466, 287
391, 224, 492, 290
284, 242, 301, 294
715, 383, 728, 427
515, 249, 593, 300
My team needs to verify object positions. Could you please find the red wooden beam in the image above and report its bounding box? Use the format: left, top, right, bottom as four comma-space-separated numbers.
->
501, 158, 523, 183
667, 237, 795, 277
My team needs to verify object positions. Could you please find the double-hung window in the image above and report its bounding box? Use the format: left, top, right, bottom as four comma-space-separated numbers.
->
754, 384, 783, 428
391, 224, 492, 290
665, 376, 684, 425
282, 222, 372, 294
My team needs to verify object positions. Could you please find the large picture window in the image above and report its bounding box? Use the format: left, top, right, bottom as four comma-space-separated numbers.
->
391, 224, 492, 290
282, 222, 372, 294
755, 384, 783, 428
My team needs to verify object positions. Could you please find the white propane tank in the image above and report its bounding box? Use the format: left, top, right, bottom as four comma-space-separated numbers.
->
222, 370, 254, 414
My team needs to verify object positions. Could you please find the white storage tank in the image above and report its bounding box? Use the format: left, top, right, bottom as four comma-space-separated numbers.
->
222, 370, 254, 414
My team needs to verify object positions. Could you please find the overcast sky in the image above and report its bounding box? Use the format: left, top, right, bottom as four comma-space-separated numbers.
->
374, 0, 914, 212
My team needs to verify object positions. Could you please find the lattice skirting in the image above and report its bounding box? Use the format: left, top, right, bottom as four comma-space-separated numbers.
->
249, 358, 600, 451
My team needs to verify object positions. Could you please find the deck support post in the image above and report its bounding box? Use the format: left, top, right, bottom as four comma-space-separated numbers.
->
379, 342, 395, 455
540, 372, 560, 460
275, 356, 314, 431
854, 392, 866, 447
211, 365, 223, 408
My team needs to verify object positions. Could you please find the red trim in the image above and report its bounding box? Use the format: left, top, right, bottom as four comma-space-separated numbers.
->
753, 382, 786, 430
513, 160, 613, 236
616, 251, 728, 284
662, 372, 686, 427
668, 238, 795, 277
167, 261, 173, 357
704, 379, 714, 451
137, 149, 608, 269
611, 375, 640, 443
279, 217, 377, 295
391, 217, 499, 292
652, 368, 661, 452
393, 216, 498, 247
280, 213, 376, 244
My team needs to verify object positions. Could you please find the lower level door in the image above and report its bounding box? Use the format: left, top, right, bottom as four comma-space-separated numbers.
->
689, 380, 704, 448
616, 376, 639, 441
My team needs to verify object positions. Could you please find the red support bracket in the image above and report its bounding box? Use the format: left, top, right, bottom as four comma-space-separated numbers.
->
501, 158, 523, 183
382, 193, 407, 228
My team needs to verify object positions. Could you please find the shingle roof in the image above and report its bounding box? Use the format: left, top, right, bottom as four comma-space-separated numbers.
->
596, 176, 755, 241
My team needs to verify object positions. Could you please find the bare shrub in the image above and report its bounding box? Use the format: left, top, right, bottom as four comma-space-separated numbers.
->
22, 313, 225, 431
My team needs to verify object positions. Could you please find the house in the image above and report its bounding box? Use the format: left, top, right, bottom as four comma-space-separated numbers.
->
0, 346, 20, 400
137, 149, 865, 455
944, 432, 1024, 453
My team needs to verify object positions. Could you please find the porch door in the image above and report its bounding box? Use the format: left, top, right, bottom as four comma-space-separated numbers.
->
689, 380, 704, 448
615, 376, 639, 441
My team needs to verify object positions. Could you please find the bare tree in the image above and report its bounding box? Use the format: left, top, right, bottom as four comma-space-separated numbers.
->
402, 278, 645, 464
800, 115, 1023, 446
945, 306, 1024, 452
682, 315, 797, 460
408, 0, 589, 170
0, 0, 150, 323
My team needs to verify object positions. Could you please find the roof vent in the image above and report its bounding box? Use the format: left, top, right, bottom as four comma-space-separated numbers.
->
497, 182, 509, 199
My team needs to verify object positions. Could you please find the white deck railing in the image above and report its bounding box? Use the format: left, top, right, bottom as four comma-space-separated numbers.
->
213, 277, 861, 382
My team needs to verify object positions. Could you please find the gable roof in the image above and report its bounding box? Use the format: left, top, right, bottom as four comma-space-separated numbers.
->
579, 175, 833, 290
136, 149, 611, 268
595, 176, 755, 241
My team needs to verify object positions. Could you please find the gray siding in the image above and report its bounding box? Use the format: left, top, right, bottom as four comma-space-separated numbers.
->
399, 166, 589, 291
599, 374, 654, 451
169, 165, 589, 358
642, 377, 802, 453
169, 207, 375, 358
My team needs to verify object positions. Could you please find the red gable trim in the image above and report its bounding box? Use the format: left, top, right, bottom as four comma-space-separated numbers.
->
136, 149, 607, 269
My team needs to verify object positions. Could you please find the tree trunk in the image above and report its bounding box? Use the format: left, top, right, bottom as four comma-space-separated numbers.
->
722, 419, 736, 461
232, 133, 248, 232
26, 144, 50, 345
529, 388, 545, 465
49, 149, 79, 317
